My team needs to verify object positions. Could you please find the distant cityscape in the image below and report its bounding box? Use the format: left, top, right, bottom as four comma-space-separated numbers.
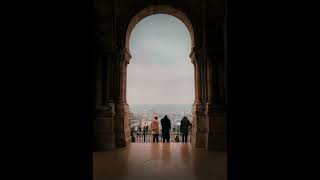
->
128, 104, 193, 131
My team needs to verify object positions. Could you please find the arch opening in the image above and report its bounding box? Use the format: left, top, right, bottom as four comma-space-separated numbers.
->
125, 6, 196, 144
125, 5, 195, 52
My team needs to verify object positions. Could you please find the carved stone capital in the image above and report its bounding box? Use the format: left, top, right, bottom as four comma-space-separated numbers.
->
189, 47, 203, 64
119, 48, 131, 65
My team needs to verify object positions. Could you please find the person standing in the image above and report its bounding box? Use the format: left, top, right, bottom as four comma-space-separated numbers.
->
138, 126, 141, 137
151, 116, 160, 143
143, 122, 147, 142
180, 116, 191, 143
130, 126, 135, 142
161, 115, 171, 143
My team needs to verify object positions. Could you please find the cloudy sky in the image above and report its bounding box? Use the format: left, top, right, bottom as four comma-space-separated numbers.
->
127, 14, 194, 105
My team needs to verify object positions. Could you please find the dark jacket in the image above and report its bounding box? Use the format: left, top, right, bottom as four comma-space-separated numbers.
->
180, 117, 191, 134
161, 116, 171, 134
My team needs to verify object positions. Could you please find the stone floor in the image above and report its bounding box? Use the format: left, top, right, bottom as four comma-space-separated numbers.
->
93, 143, 227, 180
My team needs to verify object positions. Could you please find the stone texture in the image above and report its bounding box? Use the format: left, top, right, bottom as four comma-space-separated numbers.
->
94, 105, 116, 150
94, 0, 226, 151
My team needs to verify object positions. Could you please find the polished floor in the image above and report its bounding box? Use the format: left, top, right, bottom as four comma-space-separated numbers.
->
93, 143, 226, 180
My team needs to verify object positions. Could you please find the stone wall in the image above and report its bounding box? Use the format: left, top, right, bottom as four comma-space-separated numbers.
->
94, 0, 226, 151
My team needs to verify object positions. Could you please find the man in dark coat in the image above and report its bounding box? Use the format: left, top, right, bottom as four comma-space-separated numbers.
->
180, 116, 191, 143
161, 115, 171, 143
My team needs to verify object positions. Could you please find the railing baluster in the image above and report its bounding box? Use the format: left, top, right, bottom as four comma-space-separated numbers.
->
131, 131, 191, 143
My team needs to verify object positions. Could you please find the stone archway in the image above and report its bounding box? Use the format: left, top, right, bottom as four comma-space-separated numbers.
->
94, 4, 226, 151
125, 5, 195, 51
118, 5, 208, 149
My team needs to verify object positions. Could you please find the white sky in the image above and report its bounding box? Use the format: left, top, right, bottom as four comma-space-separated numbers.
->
127, 14, 194, 105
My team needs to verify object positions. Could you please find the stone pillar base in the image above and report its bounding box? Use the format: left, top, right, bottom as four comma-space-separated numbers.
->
115, 102, 131, 147
115, 128, 131, 147
94, 131, 116, 150
191, 102, 208, 148
94, 104, 116, 151
207, 104, 226, 151
191, 131, 208, 148
208, 131, 226, 151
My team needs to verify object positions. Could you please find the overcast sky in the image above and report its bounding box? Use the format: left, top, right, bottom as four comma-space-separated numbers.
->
127, 14, 194, 105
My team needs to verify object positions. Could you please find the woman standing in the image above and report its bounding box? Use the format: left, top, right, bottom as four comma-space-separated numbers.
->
151, 116, 160, 143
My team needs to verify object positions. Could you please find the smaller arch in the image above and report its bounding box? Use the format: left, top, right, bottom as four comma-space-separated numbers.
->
125, 5, 195, 52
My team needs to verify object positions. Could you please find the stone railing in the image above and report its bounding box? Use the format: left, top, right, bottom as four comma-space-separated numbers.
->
130, 132, 191, 143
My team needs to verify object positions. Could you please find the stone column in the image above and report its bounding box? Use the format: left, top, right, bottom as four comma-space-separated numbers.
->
190, 47, 208, 148
115, 48, 131, 147
206, 48, 226, 151
94, 53, 116, 150
207, 105, 226, 150
118, 49, 131, 103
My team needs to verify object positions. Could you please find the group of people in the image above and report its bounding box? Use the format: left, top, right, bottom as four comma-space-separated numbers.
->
149, 115, 191, 143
